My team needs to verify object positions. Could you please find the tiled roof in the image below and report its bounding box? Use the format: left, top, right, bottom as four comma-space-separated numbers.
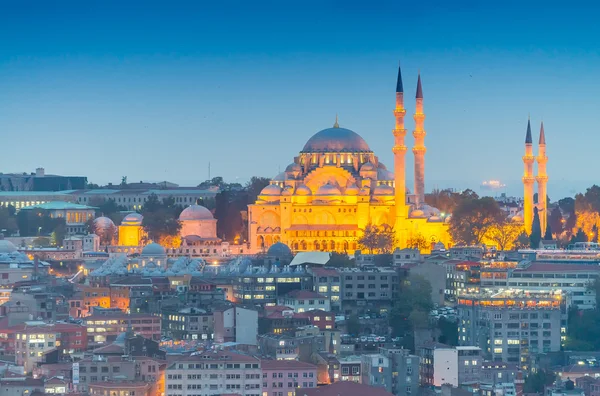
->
297, 381, 394, 396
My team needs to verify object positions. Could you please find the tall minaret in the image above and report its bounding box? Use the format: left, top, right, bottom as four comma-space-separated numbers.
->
536, 121, 548, 233
393, 64, 408, 247
523, 118, 535, 233
412, 73, 426, 208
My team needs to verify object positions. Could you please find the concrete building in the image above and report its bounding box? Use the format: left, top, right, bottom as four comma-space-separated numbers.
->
432, 346, 481, 388
162, 307, 213, 341
481, 361, 517, 385
213, 306, 258, 346
261, 359, 317, 395
406, 262, 446, 306
361, 347, 419, 396
457, 290, 565, 369
297, 381, 395, 396
309, 268, 341, 311
165, 350, 261, 396
83, 310, 161, 346
19, 201, 96, 235
278, 290, 331, 313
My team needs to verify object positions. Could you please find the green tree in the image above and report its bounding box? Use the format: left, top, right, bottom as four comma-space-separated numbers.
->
489, 221, 523, 251
51, 220, 67, 246
524, 369, 556, 393
246, 177, 271, 204
570, 228, 588, 245
358, 224, 396, 254
530, 207, 542, 248
437, 316, 458, 346
358, 223, 379, 254
345, 314, 361, 336
0, 207, 18, 235
141, 194, 182, 242
327, 252, 355, 268
543, 223, 553, 241
549, 207, 563, 237
513, 231, 530, 250
389, 275, 433, 347
449, 196, 504, 245
406, 233, 428, 250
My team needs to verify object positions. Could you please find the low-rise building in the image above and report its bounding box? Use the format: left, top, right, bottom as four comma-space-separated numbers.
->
83, 310, 161, 346
361, 347, 419, 395
162, 307, 213, 341
213, 305, 258, 346
165, 350, 261, 396
432, 346, 482, 388
297, 381, 395, 396
261, 359, 317, 395
278, 290, 331, 313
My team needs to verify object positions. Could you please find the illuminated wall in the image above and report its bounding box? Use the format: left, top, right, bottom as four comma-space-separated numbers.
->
118, 224, 144, 246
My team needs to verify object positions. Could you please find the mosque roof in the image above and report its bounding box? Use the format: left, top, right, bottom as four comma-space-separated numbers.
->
267, 242, 292, 258
179, 205, 214, 221
539, 121, 546, 145
20, 201, 97, 211
416, 73, 423, 99
301, 127, 371, 153
396, 64, 403, 93
0, 240, 17, 254
141, 243, 166, 256
94, 216, 115, 230
122, 212, 143, 226
525, 118, 532, 144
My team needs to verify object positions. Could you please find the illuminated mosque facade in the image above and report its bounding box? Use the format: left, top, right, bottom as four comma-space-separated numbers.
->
249, 65, 452, 253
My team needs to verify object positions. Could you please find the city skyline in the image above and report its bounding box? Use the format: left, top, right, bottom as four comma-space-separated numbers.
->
2, 1, 600, 198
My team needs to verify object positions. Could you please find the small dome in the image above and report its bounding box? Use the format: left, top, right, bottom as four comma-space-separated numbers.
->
267, 242, 292, 258
345, 183, 359, 195
179, 205, 214, 221
122, 213, 143, 226
316, 183, 342, 195
377, 167, 395, 181
285, 163, 302, 173
94, 216, 115, 230
141, 243, 166, 256
360, 162, 376, 172
421, 204, 441, 218
410, 209, 426, 218
260, 184, 282, 196
282, 186, 294, 196
373, 184, 394, 195
272, 172, 286, 182
301, 127, 371, 153
295, 184, 312, 196
0, 239, 17, 254
428, 216, 442, 222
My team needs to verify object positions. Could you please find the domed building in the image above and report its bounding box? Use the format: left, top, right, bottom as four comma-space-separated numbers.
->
249, 65, 451, 253
118, 212, 145, 247
179, 205, 217, 239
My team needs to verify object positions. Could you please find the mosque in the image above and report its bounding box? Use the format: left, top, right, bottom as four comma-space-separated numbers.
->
248, 65, 452, 253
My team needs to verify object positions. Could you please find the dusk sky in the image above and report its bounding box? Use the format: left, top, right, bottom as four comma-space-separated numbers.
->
2, 1, 599, 198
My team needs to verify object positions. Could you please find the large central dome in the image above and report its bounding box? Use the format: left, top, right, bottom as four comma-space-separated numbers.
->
302, 127, 371, 153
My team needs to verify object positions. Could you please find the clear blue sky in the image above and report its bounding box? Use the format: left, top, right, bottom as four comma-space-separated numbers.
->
1, 1, 599, 198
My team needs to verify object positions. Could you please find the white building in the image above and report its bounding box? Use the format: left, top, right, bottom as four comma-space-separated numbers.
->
213, 306, 258, 346
165, 350, 261, 396
433, 346, 482, 387
277, 290, 331, 313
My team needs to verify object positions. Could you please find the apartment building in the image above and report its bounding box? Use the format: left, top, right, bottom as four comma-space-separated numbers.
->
457, 290, 565, 369
165, 350, 261, 396
277, 290, 331, 313
83, 310, 161, 346
361, 347, 419, 395
261, 359, 317, 395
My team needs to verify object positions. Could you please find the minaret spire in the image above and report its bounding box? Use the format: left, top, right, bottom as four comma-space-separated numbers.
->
412, 72, 426, 208
536, 121, 548, 234
523, 118, 535, 233
333, 114, 339, 128
393, 63, 408, 248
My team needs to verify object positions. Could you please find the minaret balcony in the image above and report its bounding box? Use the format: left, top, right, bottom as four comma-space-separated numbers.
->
536, 176, 548, 182
522, 176, 536, 183
412, 130, 426, 138
522, 155, 535, 163
413, 113, 426, 121
393, 128, 407, 137
412, 146, 427, 154
393, 145, 407, 154
394, 109, 406, 117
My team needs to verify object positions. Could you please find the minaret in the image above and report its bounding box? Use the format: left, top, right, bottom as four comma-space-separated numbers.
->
536, 121, 548, 233
412, 73, 426, 208
393, 64, 408, 247
523, 118, 535, 233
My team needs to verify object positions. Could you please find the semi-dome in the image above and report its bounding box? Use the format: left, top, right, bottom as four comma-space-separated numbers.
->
421, 204, 441, 218
377, 167, 395, 181
373, 184, 394, 195
260, 184, 282, 196
295, 184, 312, 196
0, 239, 17, 254
267, 242, 292, 258
141, 243, 166, 256
316, 183, 342, 195
122, 213, 143, 226
302, 127, 371, 153
94, 216, 115, 230
345, 183, 359, 195
179, 205, 214, 221
285, 163, 302, 172
360, 162, 376, 172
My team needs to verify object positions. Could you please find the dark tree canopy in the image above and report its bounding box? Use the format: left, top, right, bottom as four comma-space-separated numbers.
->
530, 207, 542, 248
549, 207, 563, 238
357, 224, 395, 254
449, 196, 504, 245
16, 209, 66, 242
327, 252, 355, 268
141, 194, 182, 242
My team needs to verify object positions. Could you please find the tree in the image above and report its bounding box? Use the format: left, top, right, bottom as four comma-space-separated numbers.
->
51, 220, 67, 246
0, 207, 18, 235
345, 315, 361, 336
437, 316, 458, 346
327, 252, 355, 268
549, 207, 563, 238
141, 194, 182, 242
449, 196, 504, 245
390, 275, 434, 347
513, 231, 530, 250
489, 221, 523, 251
246, 177, 271, 205
406, 233, 428, 250
543, 223, 553, 241
524, 369, 556, 394
358, 224, 396, 254
570, 228, 588, 245
158, 234, 182, 249
530, 207, 542, 248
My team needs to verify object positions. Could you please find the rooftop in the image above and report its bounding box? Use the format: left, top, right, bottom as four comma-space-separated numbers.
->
284, 290, 327, 300
20, 201, 97, 211
297, 381, 394, 396
261, 359, 317, 370
167, 350, 259, 365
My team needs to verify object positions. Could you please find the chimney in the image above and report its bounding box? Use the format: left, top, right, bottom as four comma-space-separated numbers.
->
515, 370, 524, 396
